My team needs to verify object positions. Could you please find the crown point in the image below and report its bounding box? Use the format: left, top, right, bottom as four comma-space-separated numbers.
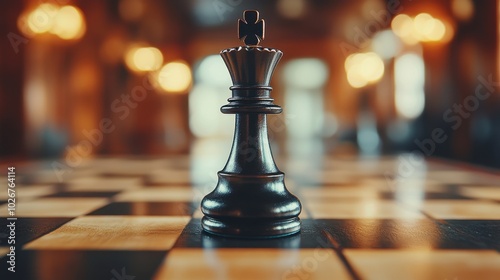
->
238, 10, 265, 46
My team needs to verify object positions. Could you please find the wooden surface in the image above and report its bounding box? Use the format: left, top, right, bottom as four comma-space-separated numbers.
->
1, 155, 500, 279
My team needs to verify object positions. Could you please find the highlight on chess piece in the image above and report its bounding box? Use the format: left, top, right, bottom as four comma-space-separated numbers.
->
201, 10, 302, 238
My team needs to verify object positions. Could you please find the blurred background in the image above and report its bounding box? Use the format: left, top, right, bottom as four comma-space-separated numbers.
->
1, 0, 499, 168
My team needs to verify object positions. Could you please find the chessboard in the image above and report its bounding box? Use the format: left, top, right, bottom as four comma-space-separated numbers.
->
1, 154, 500, 280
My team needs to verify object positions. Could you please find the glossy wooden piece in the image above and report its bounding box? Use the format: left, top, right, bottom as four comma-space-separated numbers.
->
200, 11, 301, 238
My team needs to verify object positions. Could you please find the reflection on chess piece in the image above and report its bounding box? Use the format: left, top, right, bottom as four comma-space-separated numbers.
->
201, 10, 301, 238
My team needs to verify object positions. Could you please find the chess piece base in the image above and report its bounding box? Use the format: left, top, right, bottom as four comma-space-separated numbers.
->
201, 172, 301, 238
201, 216, 301, 238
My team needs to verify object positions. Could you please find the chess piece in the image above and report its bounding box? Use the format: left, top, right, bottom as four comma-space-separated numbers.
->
201, 10, 301, 238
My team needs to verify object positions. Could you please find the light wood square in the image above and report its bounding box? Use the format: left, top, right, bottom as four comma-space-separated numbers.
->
420, 200, 500, 219
308, 200, 423, 219
154, 248, 351, 280
345, 249, 500, 280
0, 198, 107, 217
25, 216, 189, 250
115, 187, 201, 202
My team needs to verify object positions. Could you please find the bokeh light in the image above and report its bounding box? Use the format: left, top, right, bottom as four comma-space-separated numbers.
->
391, 14, 418, 45
157, 61, 192, 94
395, 53, 425, 119
372, 30, 402, 59
283, 59, 328, 139
125, 46, 163, 72
21, 4, 86, 40
195, 55, 231, 87
345, 52, 384, 89
413, 13, 446, 42
50, 6, 86, 40
27, 3, 59, 34
413, 13, 435, 40
391, 13, 451, 44
283, 58, 329, 89
189, 55, 233, 138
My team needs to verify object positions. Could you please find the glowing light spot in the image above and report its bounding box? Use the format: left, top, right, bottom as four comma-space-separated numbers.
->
414, 13, 434, 31
27, 3, 59, 34
372, 30, 402, 59
344, 53, 365, 73
195, 55, 231, 87
425, 19, 446, 41
283, 58, 328, 89
392, 13, 451, 44
413, 13, 435, 40
189, 86, 225, 137
189, 56, 234, 138
344, 52, 384, 89
50, 6, 86, 40
391, 14, 418, 44
413, 13, 446, 42
347, 68, 368, 89
125, 46, 163, 72
395, 53, 425, 119
282, 59, 327, 139
157, 61, 192, 94
21, 4, 86, 40
358, 52, 384, 81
